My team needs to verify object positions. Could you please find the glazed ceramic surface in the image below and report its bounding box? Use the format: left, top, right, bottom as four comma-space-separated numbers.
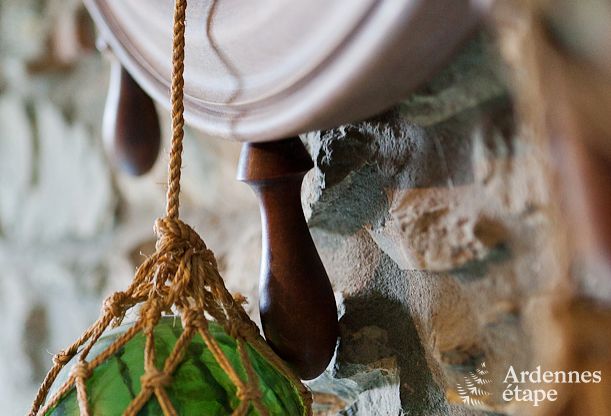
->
45, 317, 305, 415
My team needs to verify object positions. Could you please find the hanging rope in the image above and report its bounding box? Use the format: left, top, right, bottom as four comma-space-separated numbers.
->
28, 0, 311, 414
165, 0, 187, 219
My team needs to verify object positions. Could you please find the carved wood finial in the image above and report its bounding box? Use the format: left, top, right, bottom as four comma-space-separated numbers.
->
238, 137, 339, 380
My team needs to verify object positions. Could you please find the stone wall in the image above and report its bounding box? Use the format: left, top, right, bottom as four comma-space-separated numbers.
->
0, 1, 597, 415
304, 37, 570, 415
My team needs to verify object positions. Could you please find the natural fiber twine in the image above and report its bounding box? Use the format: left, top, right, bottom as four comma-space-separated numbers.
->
28, 0, 311, 414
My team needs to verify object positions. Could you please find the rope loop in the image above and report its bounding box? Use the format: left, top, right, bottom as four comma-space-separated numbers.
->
182, 309, 207, 329
103, 291, 127, 318
233, 293, 248, 307
226, 319, 260, 341
70, 361, 91, 380
155, 217, 206, 250
236, 386, 261, 402
141, 299, 162, 334
141, 369, 172, 390
53, 351, 73, 366
227, 321, 241, 339
227, 316, 259, 340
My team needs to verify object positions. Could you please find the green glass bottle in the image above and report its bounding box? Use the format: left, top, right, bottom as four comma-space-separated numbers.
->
44, 317, 306, 415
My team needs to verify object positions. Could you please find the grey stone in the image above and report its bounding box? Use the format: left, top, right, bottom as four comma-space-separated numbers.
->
302, 34, 566, 415
0, 98, 116, 243
309, 359, 402, 416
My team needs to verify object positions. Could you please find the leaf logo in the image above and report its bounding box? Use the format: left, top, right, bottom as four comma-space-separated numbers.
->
456, 361, 492, 407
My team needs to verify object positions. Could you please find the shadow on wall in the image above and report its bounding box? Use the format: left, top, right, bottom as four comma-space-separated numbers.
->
339, 291, 445, 413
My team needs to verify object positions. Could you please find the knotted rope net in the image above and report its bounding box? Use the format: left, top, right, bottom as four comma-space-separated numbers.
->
29, 0, 311, 414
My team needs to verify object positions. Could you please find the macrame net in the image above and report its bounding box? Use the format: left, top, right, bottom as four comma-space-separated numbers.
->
28, 0, 311, 414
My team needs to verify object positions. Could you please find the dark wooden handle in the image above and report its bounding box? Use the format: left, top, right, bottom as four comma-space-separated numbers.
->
237, 137, 339, 380
103, 57, 161, 176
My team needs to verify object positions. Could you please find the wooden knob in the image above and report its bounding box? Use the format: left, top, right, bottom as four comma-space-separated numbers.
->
103, 58, 161, 176
237, 137, 339, 380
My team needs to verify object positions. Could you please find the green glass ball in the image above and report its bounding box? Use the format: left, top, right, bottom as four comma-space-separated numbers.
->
45, 317, 305, 415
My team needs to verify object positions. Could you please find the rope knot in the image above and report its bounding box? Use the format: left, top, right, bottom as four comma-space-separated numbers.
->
140, 299, 162, 333
103, 291, 127, 318
53, 350, 73, 366
70, 361, 91, 380
227, 319, 258, 340
236, 386, 261, 402
141, 369, 172, 390
226, 321, 242, 339
232, 293, 248, 307
182, 309, 207, 329
154, 217, 205, 250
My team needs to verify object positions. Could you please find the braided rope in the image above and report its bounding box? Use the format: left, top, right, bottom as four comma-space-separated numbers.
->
165, 0, 187, 220
28, 0, 311, 414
